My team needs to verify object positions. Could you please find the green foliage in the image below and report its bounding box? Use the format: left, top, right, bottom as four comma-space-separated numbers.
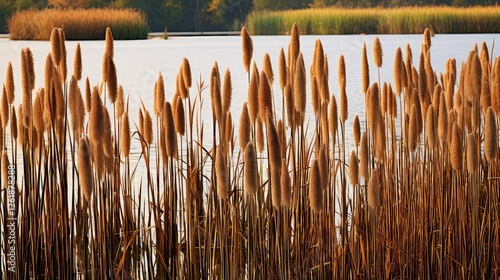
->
246, 6, 500, 35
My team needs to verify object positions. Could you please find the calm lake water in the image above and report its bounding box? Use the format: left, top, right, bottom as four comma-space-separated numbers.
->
1, 33, 500, 178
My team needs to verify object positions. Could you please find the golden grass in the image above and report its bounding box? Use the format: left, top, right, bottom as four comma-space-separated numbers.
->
1, 25, 500, 279
8, 8, 148, 40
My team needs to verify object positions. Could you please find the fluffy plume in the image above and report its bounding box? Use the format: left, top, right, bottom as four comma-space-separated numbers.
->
466, 133, 478, 174
359, 132, 369, 181
241, 27, 253, 74
78, 137, 93, 202
116, 85, 124, 119
244, 142, 259, 196
450, 122, 463, 171
239, 102, 251, 150
163, 102, 178, 158
348, 150, 359, 186
361, 42, 369, 94
367, 168, 381, 210
309, 159, 323, 212
73, 43, 82, 81
215, 146, 229, 199
173, 94, 185, 136
262, 52, 274, 85
247, 66, 259, 125
394, 47, 404, 95
50, 28, 62, 66
154, 72, 165, 116
259, 71, 273, 124
222, 68, 232, 114
121, 112, 130, 157
5, 62, 14, 104
181, 57, 192, 91
279, 47, 287, 92
293, 53, 306, 123
373, 37, 383, 68
484, 107, 498, 162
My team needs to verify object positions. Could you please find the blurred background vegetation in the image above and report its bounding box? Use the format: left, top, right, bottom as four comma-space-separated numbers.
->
0, 0, 498, 34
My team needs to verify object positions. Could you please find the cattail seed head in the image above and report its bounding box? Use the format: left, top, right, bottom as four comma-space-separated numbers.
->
466, 133, 478, 173
267, 114, 281, 169
241, 27, 253, 74
244, 142, 259, 196
1, 87, 8, 129
90, 87, 103, 145
215, 146, 229, 199
290, 22, 300, 67
121, 112, 130, 157
50, 28, 62, 67
84, 77, 91, 113
164, 102, 178, 158
2, 151, 9, 189
33, 88, 44, 133
426, 105, 437, 149
329, 94, 338, 140
106, 57, 117, 103
116, 85, 125, 118
17, 105, 24, 146
142, 108, 153, 145
259, 71, 273, 124
293, 53, 306, 124
5, 62, 14, 104
247, 67, 259, 125
359, 132, 369, 181
348, 150, 359, 186
367, 168, 381, 209
279, 47, 287, 92
450, 122, 463, 171
222, 68, 232, 114
173, 94, 185, 136
373, 37, 383, 68
423, 28, 432, 50
73, 42, 82, 81
353, 115, 360, 147
154, 72, 165, 116
484, 107, 498, 162
309, 159, 323, 212
465, 50, 482, 102
361, 42, 370, 94
78, 137, 93, 201
181, 57, 192, 91
256, 116, 264, 153
239, 102, 251, 150
394, 47, 404, 95
262, 52, 274, 85
9, 106, 16, 142
57, 28, 67, 83
311, 75, 320, 114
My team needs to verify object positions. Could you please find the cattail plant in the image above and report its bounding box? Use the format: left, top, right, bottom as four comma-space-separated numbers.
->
241, 26, 253, 79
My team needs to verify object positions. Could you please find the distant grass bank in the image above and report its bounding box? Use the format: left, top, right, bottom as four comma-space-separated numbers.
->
246, 6, 500, 35
8, 8, 148, 40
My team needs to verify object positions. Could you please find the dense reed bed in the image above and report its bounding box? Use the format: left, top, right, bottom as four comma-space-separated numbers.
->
246, 6, 500, 35
1, 25, 500, 279
8, 8, 148, 40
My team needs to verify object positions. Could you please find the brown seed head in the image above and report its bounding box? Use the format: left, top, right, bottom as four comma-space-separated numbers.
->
121, 112, 131, 157
248, 67, 259, 125
484, 107, 498, 162
259, 71, 273, 124
373, 37, 383, 68
367, 168, 381, 209
244, 142, 259, 196
58, 28, 67, 83
279, 47, 287, 92
309, 159, 323, 212
11, 106, 17, 140
348, 150, 359, 186
262, 52, 274, 85
85, 77, 91, 113
5, 62, 14, 104
173, 94, 185, 136
293, 53, 306, 123
241, 27, 253, 73
154, 72, 165, 117
1, 87, 8, 129
78, 137, 93, 202
353, 115, 360, 147
164, 102, 178, 159
329, 94, 338, 140
215, 146, 229, 199
450, 122, 463, 171
181, 57, 192, 91
256, 116, 265, 153
359, 132, 369, 181
50, 28, 62, 66
222, 68, 232, 114
361, 42, 369, 94
73, 43, 82, 81
394, 47, 404, 95
116, 85, 124, 119
239, 102, 251, 150
466, 133, 478, 173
